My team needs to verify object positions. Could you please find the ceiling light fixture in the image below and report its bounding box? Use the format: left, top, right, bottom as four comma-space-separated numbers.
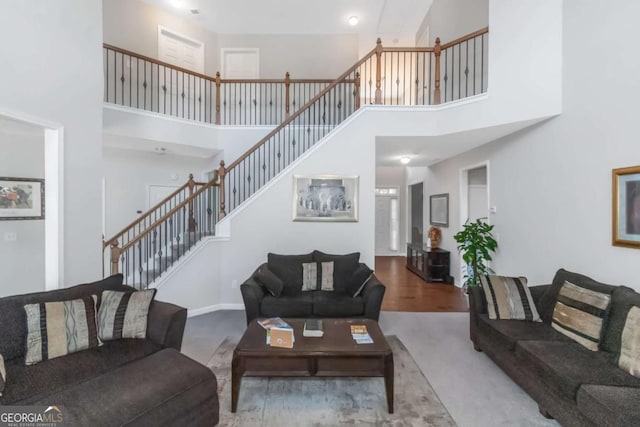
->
170, 0, 184, 8
400, 156, 411, 164
348, 16, 360, 26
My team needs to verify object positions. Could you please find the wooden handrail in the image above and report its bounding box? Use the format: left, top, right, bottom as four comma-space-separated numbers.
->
120, 180, 220, 253
381, 47, 435, 53
103, 176, 198, 248
224, 45, 380, 172
441, 27, 489, 50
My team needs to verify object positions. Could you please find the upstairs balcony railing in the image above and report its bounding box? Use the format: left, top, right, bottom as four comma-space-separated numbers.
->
102, 28, 487, 126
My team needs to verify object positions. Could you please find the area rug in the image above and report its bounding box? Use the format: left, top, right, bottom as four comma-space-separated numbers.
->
207, 335, 457, 426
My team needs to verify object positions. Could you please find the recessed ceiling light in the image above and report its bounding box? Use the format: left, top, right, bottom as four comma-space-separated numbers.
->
400, 156, 411, 164
348, 16, 359, 26
170, 0, 184, 8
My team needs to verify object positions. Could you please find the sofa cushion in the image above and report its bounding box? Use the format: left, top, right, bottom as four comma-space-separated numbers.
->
254, 265, 285, 297
480, 275, 541, 321
267, 252, 314, 296
0, 274, 129, 361
476, 314, 571, 352
618, 306, 640, 378
98, 290, 156, 341
602, 286, 640, 355
260, 294, 313, 318
537, 269, 616, 323
24, 295, 100, 365
313, 251, 360, 293
346, 264, 374, 297
0, 339, 161, 405
577, 384, 640, 427
551, 280, 612, 351
312, 291, 365, 317
514, 340, 640, 401
29, 348, 218, 427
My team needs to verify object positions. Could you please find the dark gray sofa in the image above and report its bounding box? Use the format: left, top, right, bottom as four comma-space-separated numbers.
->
241, 251, 386, 324
0, 274, 219, 426
470, 268, 640, 427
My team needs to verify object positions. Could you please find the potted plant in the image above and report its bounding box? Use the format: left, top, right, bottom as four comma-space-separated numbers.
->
453, 218, 498, 289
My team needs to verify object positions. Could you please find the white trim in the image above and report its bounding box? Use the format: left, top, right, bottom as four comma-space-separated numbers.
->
149, 235, 230, 290
157, 25, 205, 74
220, 48, 260, 79
188, 303, 244, 318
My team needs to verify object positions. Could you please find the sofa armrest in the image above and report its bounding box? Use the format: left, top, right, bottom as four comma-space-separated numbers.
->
468, 286, 487, 315
361, 274, 385, 321
240, 270, 268, 325
147, 300, 187, 351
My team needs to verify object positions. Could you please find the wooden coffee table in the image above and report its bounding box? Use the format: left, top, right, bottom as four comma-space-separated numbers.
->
231, 318, 394, 413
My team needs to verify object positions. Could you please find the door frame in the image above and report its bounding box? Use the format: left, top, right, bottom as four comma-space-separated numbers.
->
458, 160, 491, 287
375, 187, 400, 255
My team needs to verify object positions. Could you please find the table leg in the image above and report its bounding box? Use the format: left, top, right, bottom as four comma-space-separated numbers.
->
384, 353, 394, 413
231, 353, 242, 413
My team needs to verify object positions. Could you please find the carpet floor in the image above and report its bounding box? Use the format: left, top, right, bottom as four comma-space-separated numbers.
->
208, 335, 456, 427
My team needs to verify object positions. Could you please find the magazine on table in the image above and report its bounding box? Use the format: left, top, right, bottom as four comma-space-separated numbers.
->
258, 317, 291, 330
351, 324, 373, 344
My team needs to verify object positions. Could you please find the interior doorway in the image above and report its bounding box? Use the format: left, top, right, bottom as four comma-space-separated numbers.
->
375, 187, 400, 255
459, 162, 490, 287
409, 182, 423, 244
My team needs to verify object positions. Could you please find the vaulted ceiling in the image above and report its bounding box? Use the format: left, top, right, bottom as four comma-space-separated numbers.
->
139, 0, 432, 37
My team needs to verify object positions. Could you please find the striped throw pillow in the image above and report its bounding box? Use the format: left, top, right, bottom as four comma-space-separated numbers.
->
552, 280, 611, 351
24, 296, 100, 365
0, 353, 5, 396
619, 306, 640, 378
97, 290, 155, 341
480, 275, 541, 321
302, 262, 334, 291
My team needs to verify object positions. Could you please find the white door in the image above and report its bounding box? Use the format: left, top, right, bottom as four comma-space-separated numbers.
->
375, 197, 391, 255
158, 27, 204, 73
468, 186, 488, 222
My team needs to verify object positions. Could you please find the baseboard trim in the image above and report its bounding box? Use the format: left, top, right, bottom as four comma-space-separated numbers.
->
187, 303, 244, 318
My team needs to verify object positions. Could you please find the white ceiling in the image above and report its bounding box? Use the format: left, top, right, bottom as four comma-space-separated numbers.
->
375, 118, 550, 167
139, 0, 432, 37
103, 133, 218, 159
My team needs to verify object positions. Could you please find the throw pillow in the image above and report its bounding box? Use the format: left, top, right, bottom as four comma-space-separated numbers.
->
98, 290, 155, 341
551, 280, 612, 351
538, 269, 616, 323
0, 353, 5, 397
313, 251, 360, 293
267, 252, 314, 295
619, 306, 640, 378
346, 264, 374, 297
24, 295, 100, 365
302, 262, 334, 291
255, 266, 285, 297
602, 286, 640, 355
480, 275, 541, 321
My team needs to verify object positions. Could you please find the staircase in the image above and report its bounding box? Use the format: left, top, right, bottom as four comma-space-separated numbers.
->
102, 29, 489, 287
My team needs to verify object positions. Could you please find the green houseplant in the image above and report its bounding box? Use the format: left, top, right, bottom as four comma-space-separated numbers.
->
453, 218, 498, 288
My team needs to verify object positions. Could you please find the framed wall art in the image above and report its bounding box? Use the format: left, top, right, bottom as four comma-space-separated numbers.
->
613, 166, 640, 248
293, 175, 358, 222
0, 177, 45, 220
429, 193, 449, 227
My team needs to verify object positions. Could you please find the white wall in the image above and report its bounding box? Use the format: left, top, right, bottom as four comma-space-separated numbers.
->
0, 129, 46, 297
103, 147, 211, 237
417, 0, 489, 45
103, 0, 220, 75
422, 0, 640, 290
0, 1, 104, 287
375, 167, 408, 255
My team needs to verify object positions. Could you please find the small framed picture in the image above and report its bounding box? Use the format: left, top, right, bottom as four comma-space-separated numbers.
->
293, 175, 358, 222
430, 193, 449, 227
612, 166, 640, 248
0, 177, 45, 220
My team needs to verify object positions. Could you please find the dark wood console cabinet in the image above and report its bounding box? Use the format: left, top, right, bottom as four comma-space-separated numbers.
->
406, 244, 452, 284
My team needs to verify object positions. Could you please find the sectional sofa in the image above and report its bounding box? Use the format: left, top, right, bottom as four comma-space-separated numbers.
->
470, 269, 640, 427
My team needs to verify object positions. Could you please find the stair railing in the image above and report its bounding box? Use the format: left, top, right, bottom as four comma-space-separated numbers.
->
103, 44, 337, 125
215, 27, 488, 216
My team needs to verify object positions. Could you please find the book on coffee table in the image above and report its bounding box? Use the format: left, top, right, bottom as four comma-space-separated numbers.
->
303, 319, 324, 337
258, 317, 291, 330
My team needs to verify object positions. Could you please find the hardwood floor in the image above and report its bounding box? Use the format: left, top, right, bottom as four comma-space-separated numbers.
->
375, 256, 468, 312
